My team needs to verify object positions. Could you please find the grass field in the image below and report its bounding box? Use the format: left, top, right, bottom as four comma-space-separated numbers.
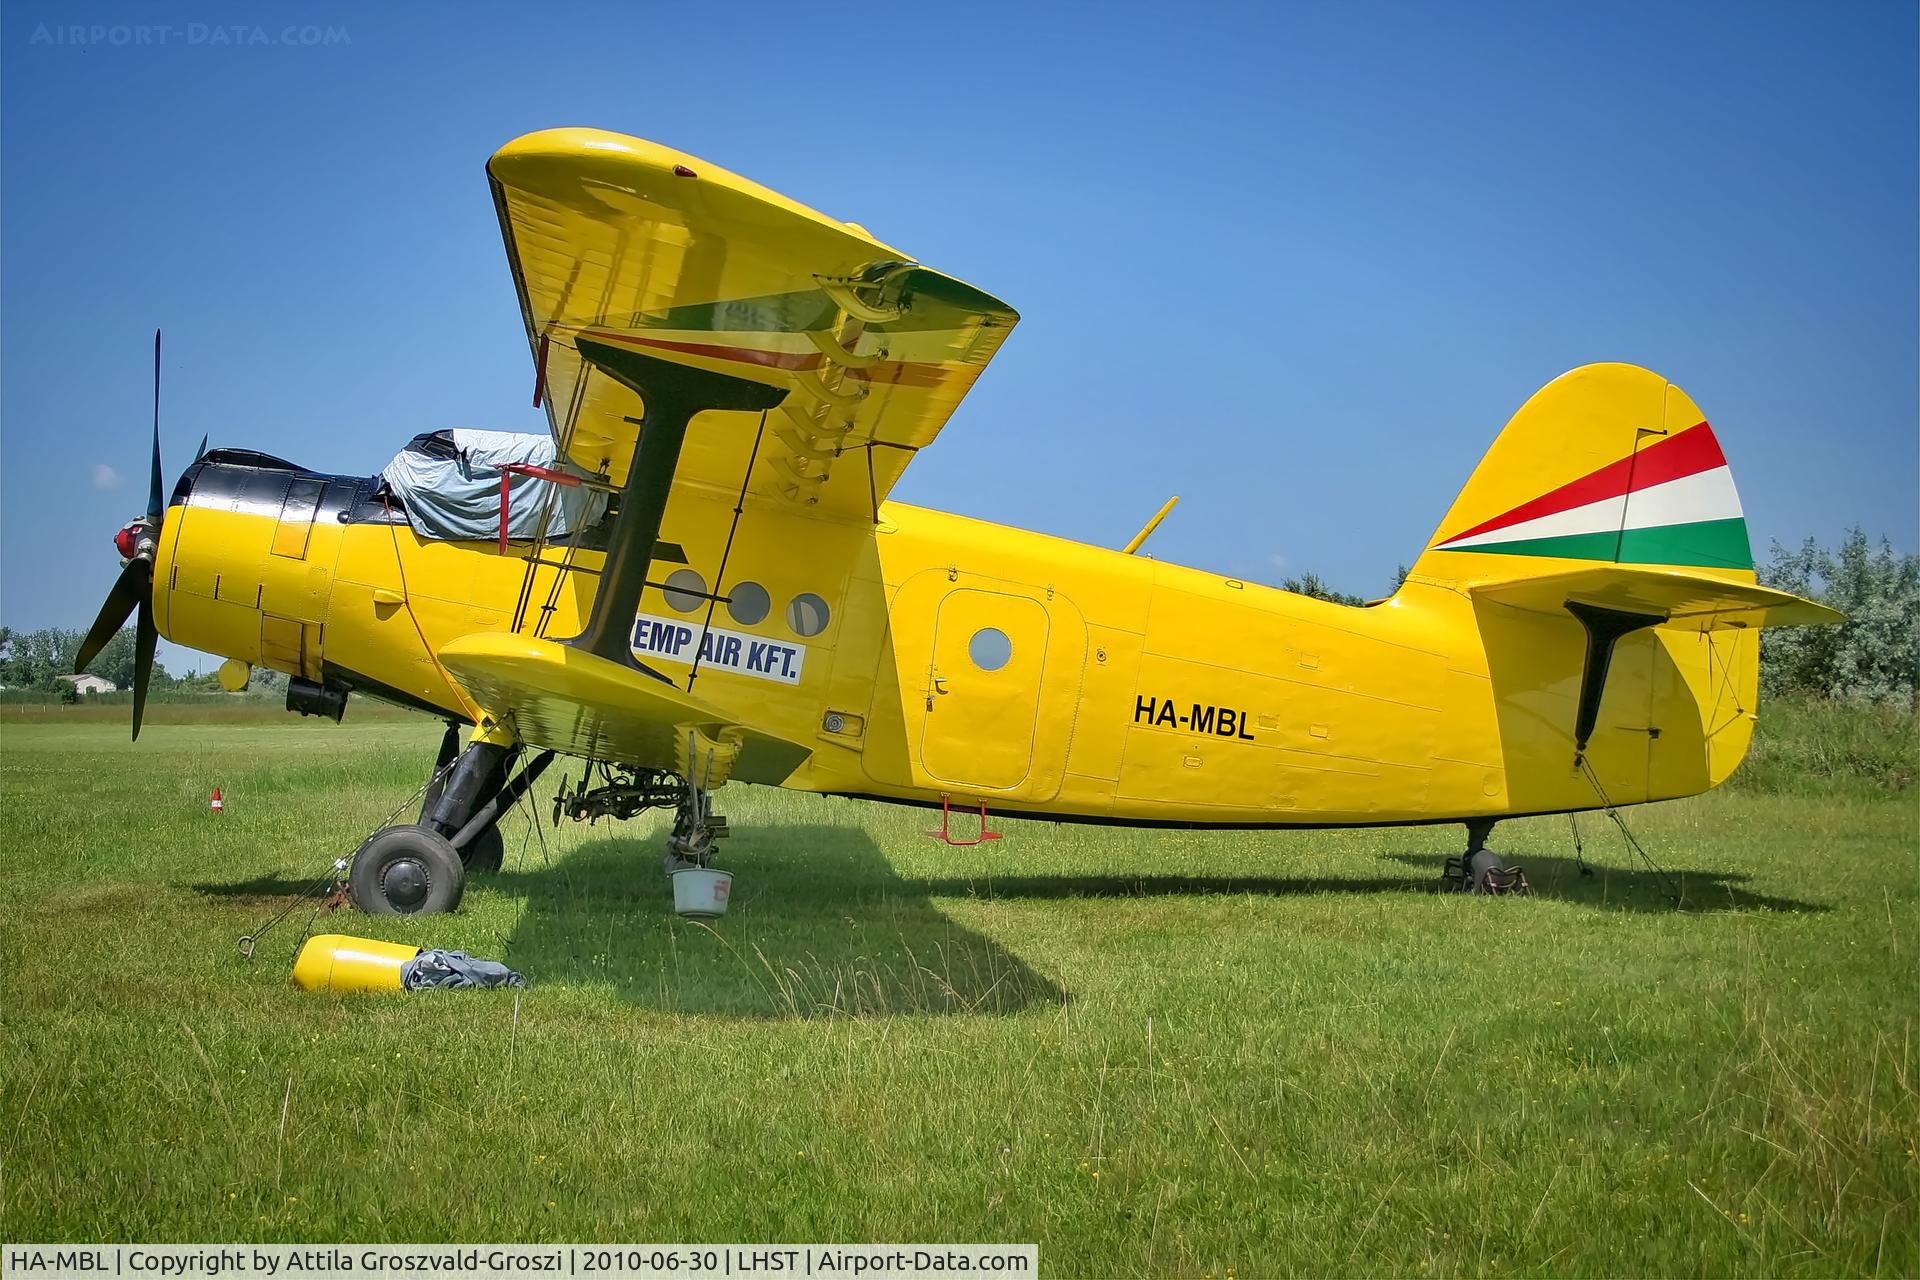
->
1, 703, 1914, 1276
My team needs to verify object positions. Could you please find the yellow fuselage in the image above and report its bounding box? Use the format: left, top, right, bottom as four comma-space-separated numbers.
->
154, 452, 1756, 828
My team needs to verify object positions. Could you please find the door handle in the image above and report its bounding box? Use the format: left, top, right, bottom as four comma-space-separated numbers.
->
933, 677, 948, 694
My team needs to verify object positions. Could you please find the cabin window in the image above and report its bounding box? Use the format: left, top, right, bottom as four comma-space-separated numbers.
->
969, 627, 1013, 672
663, 569, 707, 613
727, 581, 770, 626
787, 592, 830, 637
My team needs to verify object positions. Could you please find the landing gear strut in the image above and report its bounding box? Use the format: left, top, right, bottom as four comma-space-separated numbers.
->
347, 729, 554, 915
1440, 819, 1531, 895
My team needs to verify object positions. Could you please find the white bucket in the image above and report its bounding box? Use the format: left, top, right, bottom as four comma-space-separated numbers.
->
671, 867, 733, 918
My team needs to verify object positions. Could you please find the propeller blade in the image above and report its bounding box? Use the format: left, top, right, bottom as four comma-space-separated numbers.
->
195, 432, 208, 462
131, 590, 157, 742
74, 557, 150, 674
147, 329, 165, 523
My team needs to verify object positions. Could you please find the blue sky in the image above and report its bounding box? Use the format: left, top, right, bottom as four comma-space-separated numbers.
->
3, 0, 1914, 673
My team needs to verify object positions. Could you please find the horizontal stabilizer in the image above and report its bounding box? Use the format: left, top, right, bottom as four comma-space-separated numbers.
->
439, 634, 811, 786
1471, 566, 1844, 628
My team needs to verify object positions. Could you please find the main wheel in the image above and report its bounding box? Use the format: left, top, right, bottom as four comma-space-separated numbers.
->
349, 824, 466, 915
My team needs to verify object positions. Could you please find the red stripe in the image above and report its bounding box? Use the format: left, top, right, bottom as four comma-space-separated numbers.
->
848, 361, 948, 388
612, 333, 822, 371
1438, 421, 1727, 546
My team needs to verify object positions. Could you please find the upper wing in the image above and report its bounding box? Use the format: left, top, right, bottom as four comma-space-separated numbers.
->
488, 128, 1020, 520
1471, 566, 1845, 627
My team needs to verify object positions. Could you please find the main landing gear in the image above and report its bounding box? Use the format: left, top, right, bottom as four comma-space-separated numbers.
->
347, 744, 729, 916
1440, 818, 1531, 896
348, 724, 555, 915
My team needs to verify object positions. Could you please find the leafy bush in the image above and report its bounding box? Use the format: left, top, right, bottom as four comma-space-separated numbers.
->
1759, 529, 1918, 707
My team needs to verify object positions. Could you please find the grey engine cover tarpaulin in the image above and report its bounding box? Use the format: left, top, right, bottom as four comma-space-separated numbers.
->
401, 949, 528, 991
380, 428, 608, 542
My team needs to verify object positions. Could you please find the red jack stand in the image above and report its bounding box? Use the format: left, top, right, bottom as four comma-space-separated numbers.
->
925, 794, 1002, 846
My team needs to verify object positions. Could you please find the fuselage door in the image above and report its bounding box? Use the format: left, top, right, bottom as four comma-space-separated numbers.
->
920, 589, 1050, 792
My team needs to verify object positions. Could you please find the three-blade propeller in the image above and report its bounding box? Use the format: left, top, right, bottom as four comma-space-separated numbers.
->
75, 330, 167, 739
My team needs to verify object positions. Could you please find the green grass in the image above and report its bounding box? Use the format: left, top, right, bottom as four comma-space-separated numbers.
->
1731, 693, 1920, 796
1, 709, 1915, 1277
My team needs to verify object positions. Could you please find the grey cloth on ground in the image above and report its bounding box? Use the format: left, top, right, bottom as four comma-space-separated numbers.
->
400, 949, 529, 991
380, 428, 608, 542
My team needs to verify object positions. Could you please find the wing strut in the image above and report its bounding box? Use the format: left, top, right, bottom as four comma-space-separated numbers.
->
569, 339, 786, 671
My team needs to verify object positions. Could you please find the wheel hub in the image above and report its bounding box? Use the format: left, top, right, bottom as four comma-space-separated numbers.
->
380, 857, 431, 911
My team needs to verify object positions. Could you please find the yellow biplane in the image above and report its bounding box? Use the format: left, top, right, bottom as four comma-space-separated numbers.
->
79, 128, 1842, 913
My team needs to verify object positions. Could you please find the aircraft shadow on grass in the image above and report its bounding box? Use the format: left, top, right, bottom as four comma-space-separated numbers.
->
191, 829, 1823, 1006
1384, 850, 1831, 915
491, 824, 1065, 1019
911, 849, 1828, 917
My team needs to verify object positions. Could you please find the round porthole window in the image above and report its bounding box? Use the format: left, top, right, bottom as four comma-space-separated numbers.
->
787, 592, 830, 637
726, 580, 770, 626
663, 568, 707, 613
969, 627, 1013, 672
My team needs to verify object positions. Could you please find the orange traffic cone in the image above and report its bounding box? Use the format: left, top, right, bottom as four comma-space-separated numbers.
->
209, 787, 225, 813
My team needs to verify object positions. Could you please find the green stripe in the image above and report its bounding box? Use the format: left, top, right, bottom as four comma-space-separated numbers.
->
1435, 518, 1753, 570
637, 290, 837, 335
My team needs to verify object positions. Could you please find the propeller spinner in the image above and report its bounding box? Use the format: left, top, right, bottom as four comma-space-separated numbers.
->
74, 330, 166, 739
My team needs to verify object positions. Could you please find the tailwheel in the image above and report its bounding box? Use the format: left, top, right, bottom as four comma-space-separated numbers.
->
1439, 820, 1531, 896
349, 824, 466, 915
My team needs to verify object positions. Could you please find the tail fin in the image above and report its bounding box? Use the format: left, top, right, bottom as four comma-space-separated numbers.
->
1411, 363, 1754, 586
1408, 363, 1840, 806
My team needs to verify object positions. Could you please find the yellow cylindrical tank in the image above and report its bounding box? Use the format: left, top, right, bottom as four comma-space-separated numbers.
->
291, 934, 421, 993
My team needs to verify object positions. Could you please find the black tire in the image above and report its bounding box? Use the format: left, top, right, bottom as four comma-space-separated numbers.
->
1467, 848, 1510, 894
460, 822, 506, 875
349, 824, 466, 916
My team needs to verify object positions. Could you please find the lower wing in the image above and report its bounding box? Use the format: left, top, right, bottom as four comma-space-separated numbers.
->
438, 633, 810, 787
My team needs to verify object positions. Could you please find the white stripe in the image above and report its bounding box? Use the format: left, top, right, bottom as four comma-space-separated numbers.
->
1623, 465, 1744, 531
1438, 466, 1744, 549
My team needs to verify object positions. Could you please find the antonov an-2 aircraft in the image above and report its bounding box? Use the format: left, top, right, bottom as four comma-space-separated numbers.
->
78, 128, 1842, 914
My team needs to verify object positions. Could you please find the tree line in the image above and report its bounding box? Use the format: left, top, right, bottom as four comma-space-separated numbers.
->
0, 626, 169, 695
0, 627, 294, 701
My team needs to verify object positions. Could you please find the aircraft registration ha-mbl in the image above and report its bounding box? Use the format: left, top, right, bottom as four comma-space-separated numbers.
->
78, 127, 1842, 914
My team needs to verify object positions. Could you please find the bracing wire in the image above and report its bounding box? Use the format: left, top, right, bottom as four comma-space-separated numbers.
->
1566, 811, 1594, 877
1577, 756, 1684, 906
687, 409, 769, 693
